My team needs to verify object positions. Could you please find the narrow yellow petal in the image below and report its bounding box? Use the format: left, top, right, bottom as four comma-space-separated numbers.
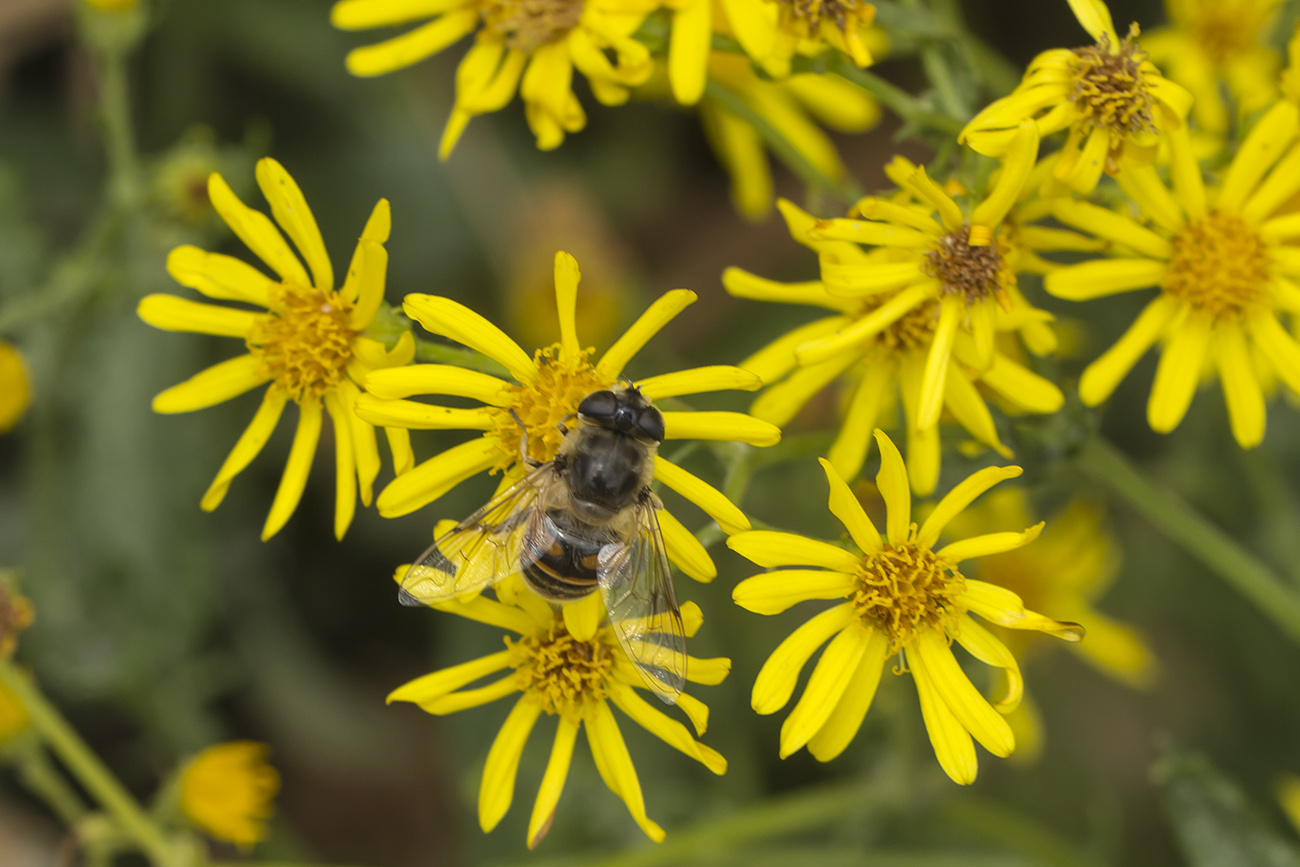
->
553, 251, 581, 361
668, 0, 710, 104
970, 121, 1039, 231
201, 390, 288, 511
871, 429, 911, 544
749, 352, 858, 426
638, 366, 761, 400
527, 714, 579, 849
716, 0, 776, 62
324, 393, 358, 540
353, 395, 495, 430
152, 355, 270, 414
345, 238, 388, 331
1079, 296, 1178, 405
740, 316, 850, 385
979, 355, 1064, 414
1066, 0, 1117, 46
820, 260, 925, 297
806, 628, 888, 762
653, 457, 750, 535
596, 289, 696, 379
732, 570, 854, 615
659, 507, 716, 582
779, 622, 870, 758
331, 0, 464, 28
1248, 312, 1300, 395
959, 580, 1084, 640
375, 436, 501, 517
1166, 125, 1206, 222
809, 219, 932, 248
561, 592, 603, 642
912, 630, 1014, 757
703, 103, 771, 218
937, 522, 1044, 562
1054, 124, 1109, 195
727, 531, 862, 571
1218, 101, 1300, 214
1115, 164, 1184, 234
403, 296, 535, 382
386, 426, 414, 475
827, 362, 891, 482
428, 593, 538, 633
1148, 315, 1210, 433
818, 457, 881, 552
255, 158, 333, 292
795, 281, 939, 365
954, 616, 1021, 711
262, 399, 323, 541
138, 294, 258, 337
1044, 259, 1167, 300
662, 411, 780, 446
585, 701, 665, 842
165, 247, 275, 306
751, 604, 855, 714
206, 174, 310, 286
422, 677, 519, 714
345, 10, 478, 77
899, 163, 963, 232
608, 682, 725, 773
1244, 146, 1300, 225
917, 465, 1023, 547
1050, 200, 1172, 260
387, 650, 513, 705
909, 644, 977, 785
364, 363, 509, 404
1213, 324, 1266, 448
943, 368, 1009, 455
722, 268, 843, 309
916, 296, 962, 430
479, 698, 542, 832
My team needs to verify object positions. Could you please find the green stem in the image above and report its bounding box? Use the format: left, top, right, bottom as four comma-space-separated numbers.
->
1076, 436, 1300, 647
16, 746, 91, 827
823, 58, 964, 137
0, 211, 121, 335
0, 664, 177, 865
96, 41, 141, 208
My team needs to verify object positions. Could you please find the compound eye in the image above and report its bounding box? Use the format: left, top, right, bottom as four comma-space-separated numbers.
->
636, 405, 665, 443
578, 390, 619, 423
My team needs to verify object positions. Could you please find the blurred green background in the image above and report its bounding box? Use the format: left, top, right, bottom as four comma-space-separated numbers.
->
4, 1, 1300, 865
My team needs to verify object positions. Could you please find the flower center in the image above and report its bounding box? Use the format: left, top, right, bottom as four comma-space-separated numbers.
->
480, 0, 585, 52
1187, 7, 1265, 67
508, 621, 614, 715
1068, 26, 1155, 137
1163, 211, 1270, 320
860, 291, 938, 354
246, 282, 354, 404
776, 0, 870, 38
923, 225, 1009, 307
490, 344, 613, 472
850, 536, 965, 651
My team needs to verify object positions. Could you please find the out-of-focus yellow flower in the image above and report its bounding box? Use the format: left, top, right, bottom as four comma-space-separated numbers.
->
139, 158, 415, 541
180, 742, 280, 849
1280, 774, 1300, 836
84, 0, 138, 10
728, 432, 1082, 784
331, 0, 655, 155
0, 573, 33, 660
389, 577, 728, 846
722, 0, 877, 82
961, 0, 1192, 194
1143, 0, 1282, 142
725, 125, 1066, 494
1044, 110, 1300, 447
355, 251, 778, 582
702, 52, 880, 219
0, 341, 31, 433
0, 680, 27, 746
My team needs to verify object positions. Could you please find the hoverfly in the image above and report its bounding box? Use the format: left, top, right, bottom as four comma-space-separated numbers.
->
397, 385, 687, 704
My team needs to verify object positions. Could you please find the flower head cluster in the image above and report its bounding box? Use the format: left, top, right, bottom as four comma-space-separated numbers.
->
728, 431, 1082, 783
389, 576, 729, 846
180, 741, 281, 848
357, 251, 778, 581
139, 159, 414, 541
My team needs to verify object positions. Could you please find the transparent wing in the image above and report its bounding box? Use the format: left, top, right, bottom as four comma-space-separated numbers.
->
399, 463, 559, 607
598, 502, 687, 705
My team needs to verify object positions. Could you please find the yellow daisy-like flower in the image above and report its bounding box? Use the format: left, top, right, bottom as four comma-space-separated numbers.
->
138, 158, 415, 541
702, 51, 880, 219
724, 127, 1065, 494
961, 0, 1192, 194
331, 0, 654, 156
356, 251, 779, 581
0, 679, 27, 746
728, 432, 1082, 784
1043, 108, 1300, 447
388, 577, 729, 846
1143, 0, 1282, 142
0, 340, 31, 433
180, 742, 280, 849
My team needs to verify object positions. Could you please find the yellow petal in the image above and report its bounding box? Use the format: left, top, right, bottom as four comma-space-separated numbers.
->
970, 121, 1039, 231
165, 246, 275, 306
659, 507, 716, 582
1115, 164, 1184, 234
152, 355, 270, 414
809, 219, 932, 248
364, 363, 509, 403
638, 365, 761, 400
1147, 314, 1210, 433
827, 362, 891, 483
478, 698, 542, 832
553, 251, 582, 361
722, 268, 842, 309
584, 701, 665, 842
818, 457, 881, 552
527, 714, 579, 849
561, 592, 603, 642
1066, 0, 1117, 46
387, 650, 513, 705
324, 393, 358, 540
979, 355, 1064, 414
402, 295, 536, 383
201, 389, 288, 511
795, 281, 939, 365
262, 399, 323, 540
916, 296, 962, 430
820, 260, 926, 297
779, 622, 871, 758
1050, 200, 1172, 260
597, 289, 696, 379
375, 436, 501, 516
662, 411, 780, 446
668, 0, 710, 104
206, 174, 310, 286
1044, 259, 1167, 300
332, 0, 465, 28
917, 465, 1023, 547
805, 628, 887, 762
608, 682, 726, 773
345, 238, 388, 331
954, 615, 1022, 711
345, 9, 478, 77
353, 395, 495, 430
1218, 100, 1300, 214
727, 531, 862, 571
1249, 312, 1300, 395
751, 604, 855, 714
749, 353, 858, 426
909, 643, 977, 785
1079, 296, 1178, 405
911, 630, 1014, 757
1213, 324, 1266, 448
873, 428, 911, 545
422, 677, 519, 714
255, 158, 333, 292
959, 580, 1084, 640
653, 456, 750, 535
943, 368, 1009, 455
386, 426, 414, 475
138, 294, 258, 337
732, 569, 855, 615
937, 522, 1044, 562
1166, 125, 1206, 222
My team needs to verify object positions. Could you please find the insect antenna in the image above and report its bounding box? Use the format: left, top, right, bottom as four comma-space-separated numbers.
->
508, 408, 542, 468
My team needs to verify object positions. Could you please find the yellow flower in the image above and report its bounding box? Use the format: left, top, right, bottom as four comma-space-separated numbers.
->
939, 488, 1156, 688
138, 158, 415, 541
356, 251, 779, 582
702, 52, 880, 218
0, 576, 33, 661
1142, 0, 1282, 141
180, 742, 280, 849
728, 432, 1082, 784
0, 340, 31, 433
0, 680, 27, 746
724, 127, 1064, 495
1043, 108, 1300, 447
84, 0, 138, 10
388, 577, 729, 846
331, 0, 654, 156
1281, 774, 1300, 836
961, 0, 1192, 194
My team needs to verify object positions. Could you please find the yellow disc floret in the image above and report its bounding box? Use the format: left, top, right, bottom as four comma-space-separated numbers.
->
923, 225, 1011, 308
247, 282, 355, 403
490, 344, 613, 470
1162, 211, 1270, 321
1069, 26, 1156, 138
851, 531, 966, 652
481, 0, 586, 52
508, 621, 615, 716
776, 0, 871, 39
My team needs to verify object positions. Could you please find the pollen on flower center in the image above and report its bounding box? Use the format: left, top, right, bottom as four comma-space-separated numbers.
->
490, 344, 613, 471
1068, 26, 1155, 136
480, 0, 586, 52
246, 282, 354, 404
776, 0, 869, 35
923, 225, 1008, 307
508, 622, 614, 715
850, 535, 965, 651
1163, 211, 1270, 320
